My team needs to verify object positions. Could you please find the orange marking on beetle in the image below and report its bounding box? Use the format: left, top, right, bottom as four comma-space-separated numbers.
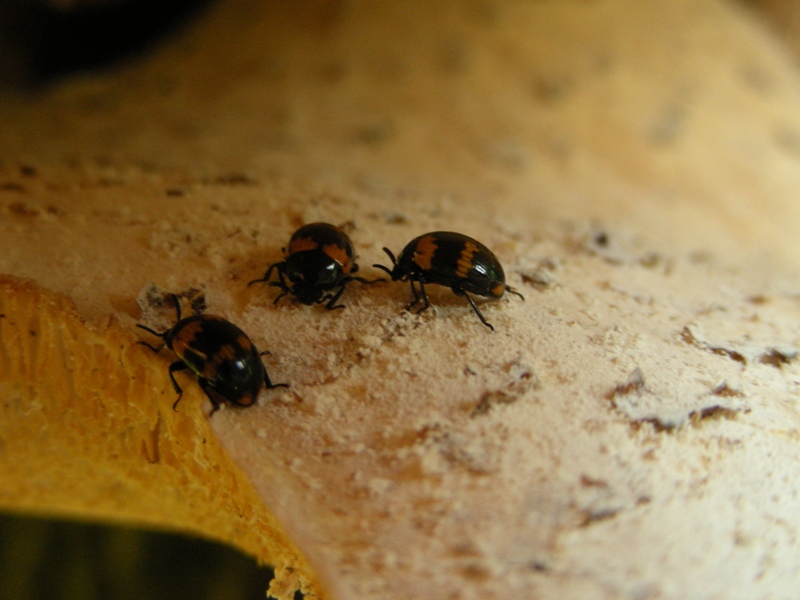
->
171, 319, 207, 356
236, 334, 253, 351
236, 394, 257, 407
455, 241, 479, 278
413, 235, 438, 271
203, 342, 240, 378
323, 243, 352, 274
287, 235, 320, 255
491, 283, 505, 297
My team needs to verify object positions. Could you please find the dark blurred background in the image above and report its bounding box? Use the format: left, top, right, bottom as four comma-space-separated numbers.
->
0, 0, 216, 86
0, 513, 283, 600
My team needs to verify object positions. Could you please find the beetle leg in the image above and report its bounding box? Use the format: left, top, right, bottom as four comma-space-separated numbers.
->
323, 285, 347, 310
248, 261, 282, 287
137, 339, 166, 353
266, 268, 294, 305
413, 279, 431, 314
136, 295, 180, 345
269, 284, 291, 305
347, 275, 385, 286
276, 267, 290, 289
406, 278, 422, 310
168, 361, 190, 410
460, 291, 495, 332
263, 368, 290, 390
257, 353, 290, 389
198, 379, 222, 415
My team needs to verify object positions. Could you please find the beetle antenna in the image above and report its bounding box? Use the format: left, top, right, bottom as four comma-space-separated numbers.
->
373, 247, 397, 276
383, 247, 397, 266
506, 285, 525, 301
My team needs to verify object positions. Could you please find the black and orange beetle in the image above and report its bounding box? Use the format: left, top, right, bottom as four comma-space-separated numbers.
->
137, 295, 288, 414
374, 231, 524, 331
249, 222, 383, 309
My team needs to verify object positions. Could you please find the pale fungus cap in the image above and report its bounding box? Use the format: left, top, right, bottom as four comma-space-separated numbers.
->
2, 1, 800, 599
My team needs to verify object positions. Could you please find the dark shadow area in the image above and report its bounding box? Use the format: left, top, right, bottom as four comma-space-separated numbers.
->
0, 512, 302, 600
0, 0, 216, 86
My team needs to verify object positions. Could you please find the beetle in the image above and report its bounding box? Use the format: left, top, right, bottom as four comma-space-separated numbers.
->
373, 231, 524, 331
137, 295, 288, 414
249, 222, 383, 309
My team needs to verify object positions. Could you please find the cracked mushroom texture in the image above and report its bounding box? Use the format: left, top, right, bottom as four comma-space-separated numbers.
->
3, 0, 800, 598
